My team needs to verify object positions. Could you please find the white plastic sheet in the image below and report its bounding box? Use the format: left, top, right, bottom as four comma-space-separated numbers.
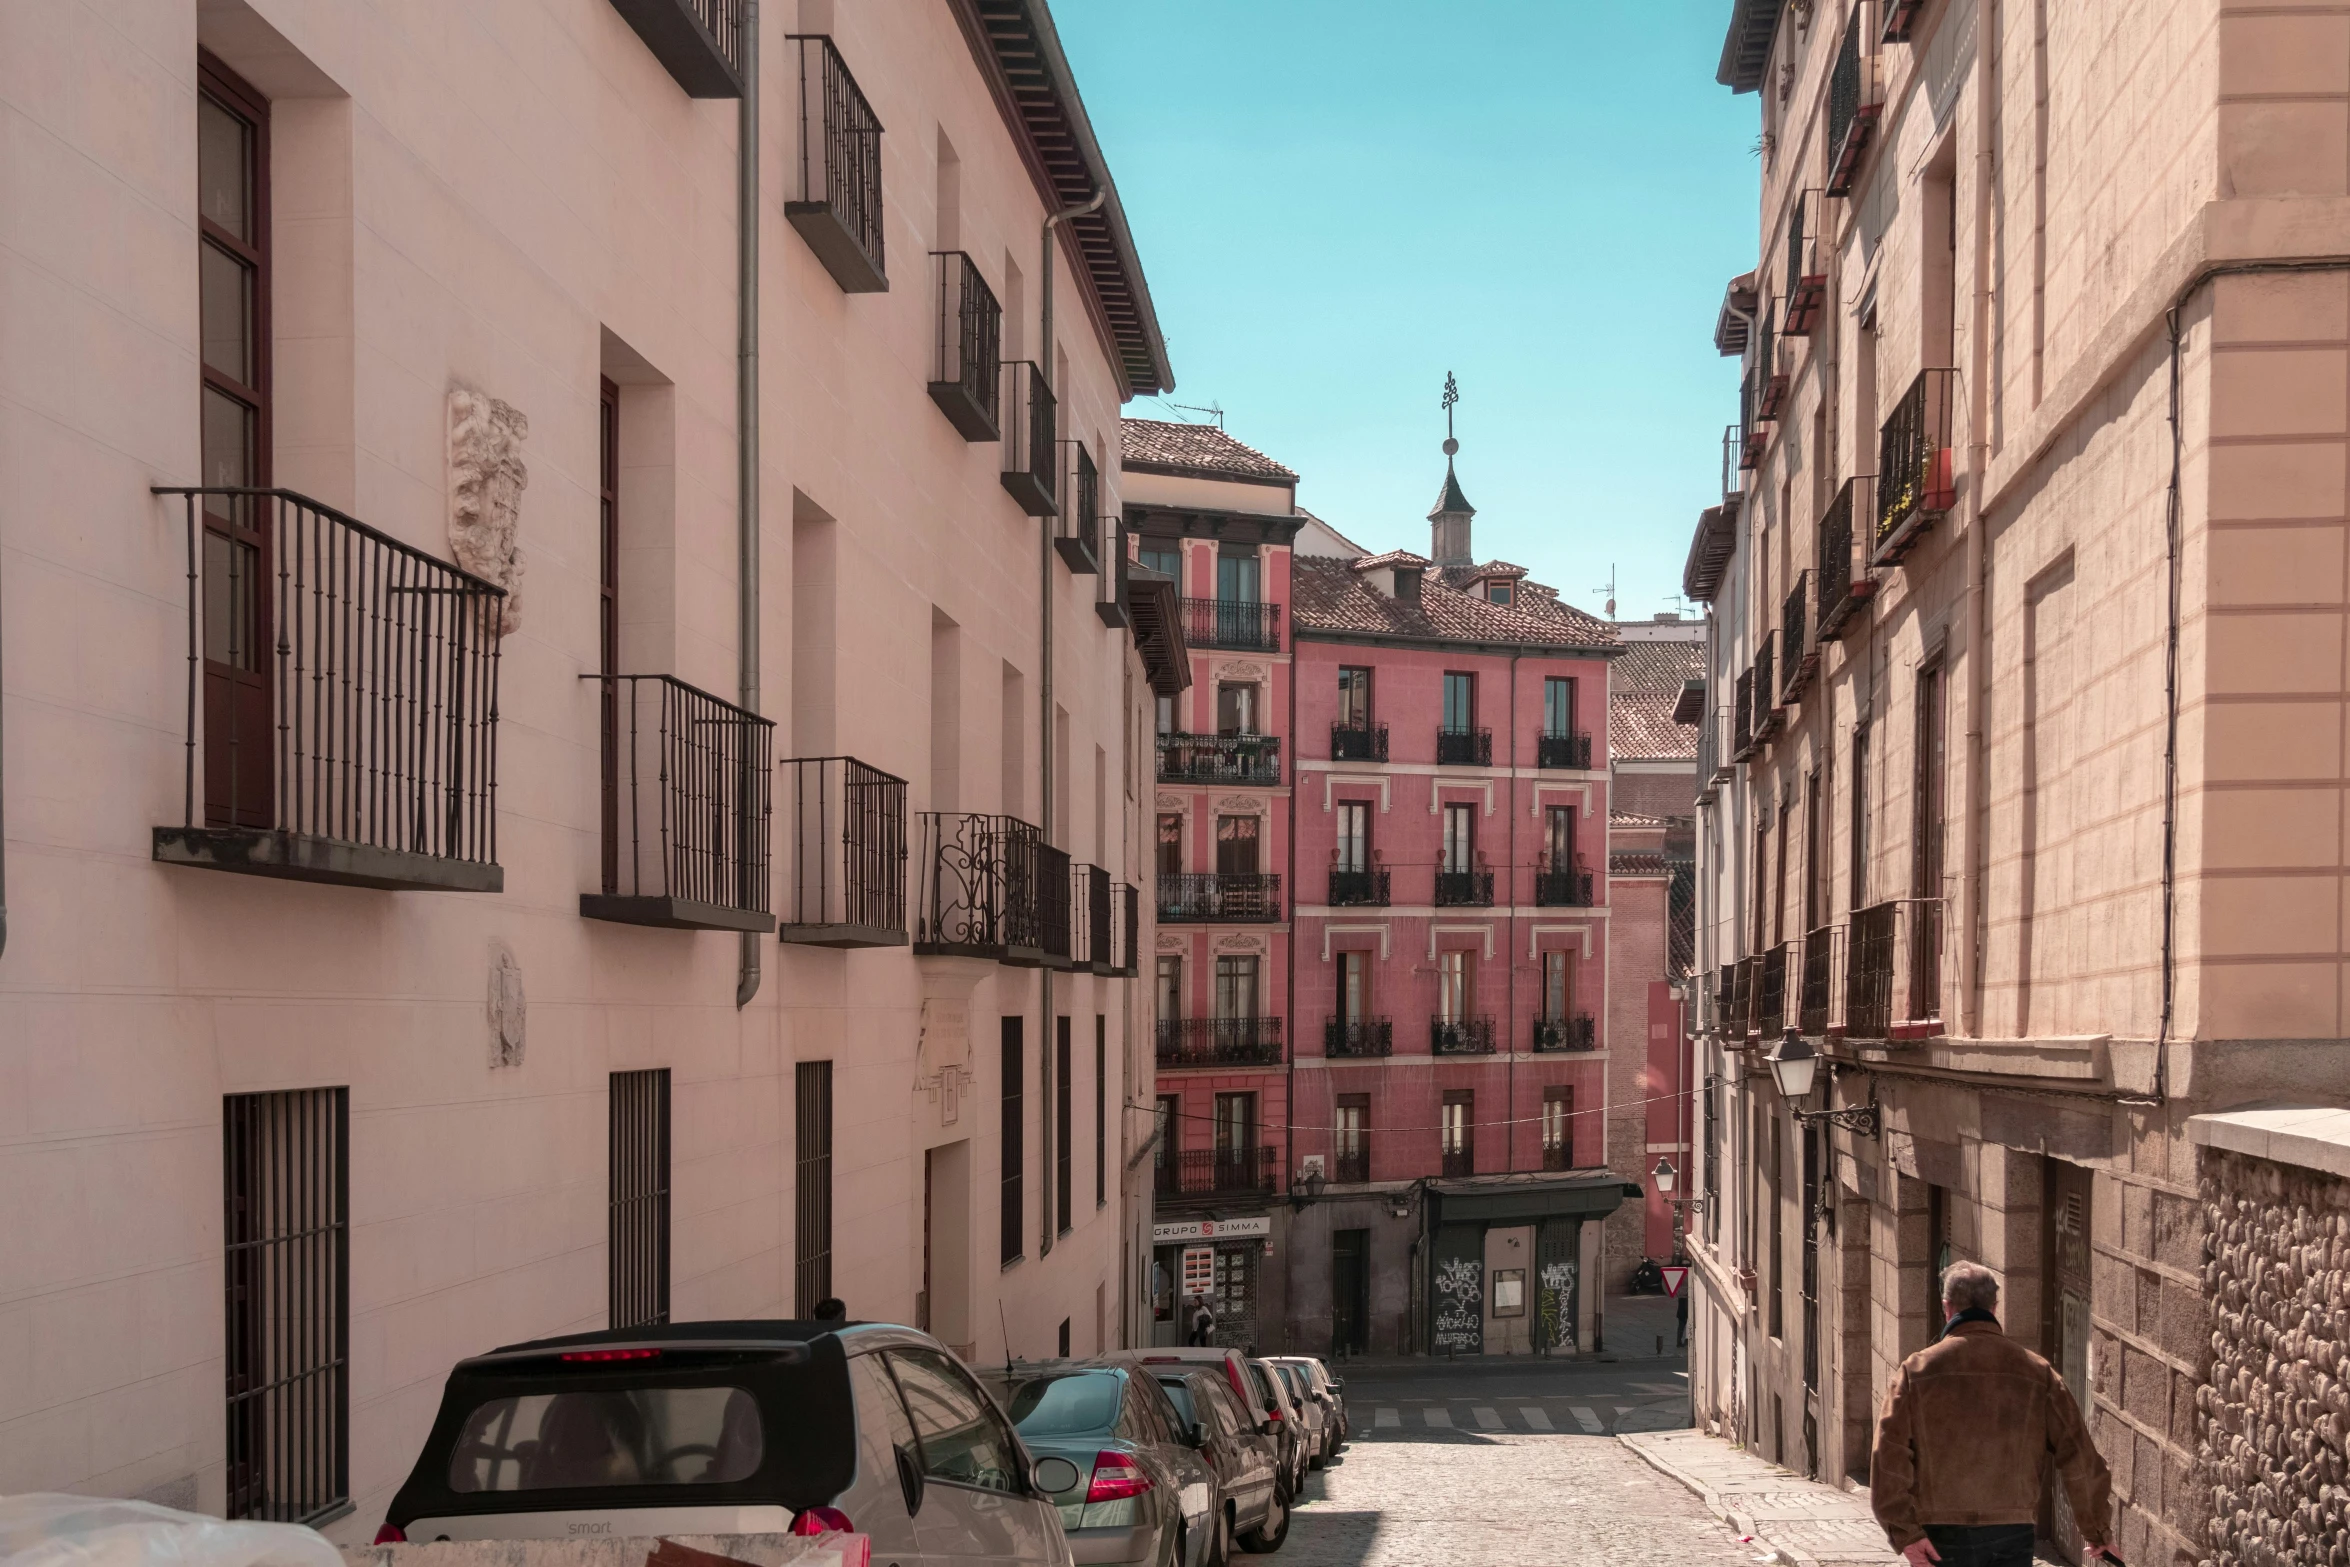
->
0, 1496, 344, 1567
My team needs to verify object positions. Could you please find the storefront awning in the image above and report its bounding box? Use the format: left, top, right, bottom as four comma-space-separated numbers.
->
1426, 1171, 1644, 1224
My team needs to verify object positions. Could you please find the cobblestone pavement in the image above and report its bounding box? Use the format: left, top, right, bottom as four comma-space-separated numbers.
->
1282, 1428, 1774, 1567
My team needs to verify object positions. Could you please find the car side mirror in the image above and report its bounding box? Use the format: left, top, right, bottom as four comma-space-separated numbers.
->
1328, 1379, 1344, 1393
1031, 1456, 1081, 1496
1257, 1418, 1278, 1437
1184, 1423, 1207, 1448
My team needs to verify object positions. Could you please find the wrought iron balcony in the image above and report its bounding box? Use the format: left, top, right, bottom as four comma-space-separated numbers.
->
1876, 369, 1958, 564
1781, 571, 1813, 704
1442, 1146, 1475, 1179
1752, 298, 1788, 420
1732, 669, 1756, 760
1800, 923, 1841, 1036
1883, 0, 1926, 43
1000, 360, 1057, 515
1156, 1017, 1285, 1070
1434, 869, 1495, 907
607, 0, 744, 96
1723, 424, 1751, 507
1816, 475, 1879, 642
1431, 1016, 1497, 1056
1159, 1146, 1278, 1198
1333, 1149, 1370, 1184
1783, 191, 1827, 336
1532, 1014, 1597, 1053
1827, 15, 1884, 197
1055, 442, 1101, 573
785, 36, 885, 293
1109, 882, 1140, 976
581, 675, 775, 932
1436, 727, 1493, 766
1730, 954, 1758, 1041
1751, 632, 1781, 746
1713, 966, 1737, 1033
1331, 722, 1388, 762
1847, 897, 1949, 1041
1067, 861, 1111, 974
1535, 868, 1595, 908
778, 755, 905, 946
927, 251, 1000, 440
1739, 375, 1769, 471
152, 487, 504, 893
1325, 1018, 1393, 1058
1158, 872, 1282, 923
1180, 596, 1280, 652
1327, 868, 1390, 907
1156, 732, 1281, 786
1846, 901, 1897, 1040
1756, 942, 1790, 1037
913, 811, 1059, 965
1537, 731, 1594, 770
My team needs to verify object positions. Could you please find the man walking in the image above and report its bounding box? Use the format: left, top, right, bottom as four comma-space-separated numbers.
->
1871, 1261, 2113, 1567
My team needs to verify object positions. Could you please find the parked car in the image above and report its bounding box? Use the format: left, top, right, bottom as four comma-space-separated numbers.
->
378, 1319, 1080, 1567
1149, 1367, 1288, 1556
1242, 1360, 1308, 1498
1266, 1358, 1345, 1460
1140, 1349, 1302, 1507
975, 1357, 1217, 1567
1263, 1364, 1326, 1468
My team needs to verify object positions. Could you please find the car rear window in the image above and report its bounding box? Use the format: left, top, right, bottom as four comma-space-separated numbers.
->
1275, 1365, 1304, 1397
993, 1370, 1121, 1436
1154, 1377, 1195, 1426
447, 1386, 761, 1492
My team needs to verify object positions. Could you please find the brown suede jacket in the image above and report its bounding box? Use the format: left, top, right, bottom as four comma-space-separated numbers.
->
1869, 1318, 2113, 1549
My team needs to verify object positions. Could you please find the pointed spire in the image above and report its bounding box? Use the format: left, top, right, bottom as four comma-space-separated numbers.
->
1429, 371, 1475, 563
1429, 460, 1475, 523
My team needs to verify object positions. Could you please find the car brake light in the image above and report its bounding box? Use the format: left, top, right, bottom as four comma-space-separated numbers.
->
559, 1348, 660, 1362
792, 1506, 855, 1536
372, 1526, 407, 1545
1085, 1450, 1154, 1504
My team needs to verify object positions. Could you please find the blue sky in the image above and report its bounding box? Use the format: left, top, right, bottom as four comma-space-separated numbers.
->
1056, 2, 1761, 622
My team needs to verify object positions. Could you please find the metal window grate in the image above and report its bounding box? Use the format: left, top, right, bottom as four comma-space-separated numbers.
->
224, 1087, 348, 1525
1094, 1019, 1107, 1209
1055, 1019, 1073, 1237
1000, 1020, 1024, 1265
610, 1069, 671, 1328
794, 1060, 833, 1314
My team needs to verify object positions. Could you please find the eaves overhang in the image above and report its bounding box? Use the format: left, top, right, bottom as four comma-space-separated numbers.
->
1125, 565, 1191, 696
1292, 626, 1624, 662
1718, 0, 1787, 92
1125, 502, 1305, 547
1684, 505, 1738, 604
953, 0, 1175, 399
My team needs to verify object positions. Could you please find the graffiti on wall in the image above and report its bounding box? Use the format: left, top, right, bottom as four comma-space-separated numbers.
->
1538, 1259, 1578, 1352
1434, 1254, 1484, 1352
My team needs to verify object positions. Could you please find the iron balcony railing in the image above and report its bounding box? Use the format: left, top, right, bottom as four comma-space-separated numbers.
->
1751, 632, 1780, 745
1783, 190, 1827, 336
1538, 731, 1594, 769
1431, 1016, 1498, 1055
1161, 1147, 1278, 1198
1845, 899, 1943, 1040
1723, 423, 1751, 504
1532, 1014, 1598, 1053
1327, 868, 1391, 907
605, 0, 745, 96
1333, 1149, 1370, 1184
1158, 872, 1282, 923
1816, 475, 1879, 641
1156, 1018, 1285, 1070
1800, 923, 1842, 1036
1331, 722, 1388, 762
1325, 1018, 1394, 1058
154, 487, 504, 892
1179, 596, 1281, 652
1883, 0, 1926, 43
1442, 1146, 1475, 1179
584, 674, 776, 932
1033, 842, 1072, 969
1070, 861, 1111, 973
1730, 954, 1758, 1040
1000, 360, 1057, 516
1434, 868, 1495, 907
1739, 371, 1767, 470
1753, 297, 1787, 420
1732, 669, 1756, 759
778, 755, 906, 946
1156, 732, 1282, 786
1827, 14, 1884, 197
1846, 901, 1898, 1040
927, 251, 1000, 440
1535, 868, 1596, 907
1713, 966, 1738, 1034
784, 36, 884, 292
913, 811, 1051, 963
1436, 726, 1493, 766
1757, 942, 1790, 1036
1876, 369, 1958, 563
1054, 442, 1101, 573
1110, 882, 1140, 976
1781, 571, 1812, 704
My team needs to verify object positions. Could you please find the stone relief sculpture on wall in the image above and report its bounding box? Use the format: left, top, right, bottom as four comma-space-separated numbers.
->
449, 386, 530, 631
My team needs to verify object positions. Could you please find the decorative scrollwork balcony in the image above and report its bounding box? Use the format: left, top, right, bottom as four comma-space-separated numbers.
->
1434, 869, 1495, 908
1156, 732, 1281, 786
1179, 597, 1280, 652
1157, 872, 1282, 924
1532, 1014, 1598, 1053
1156, 1018, 1285, 1070
1436, 727, 1493, 766
1535, 868, 1595, 908
1327, 868, 1390, 907
1331, 723, 1388, 762
1324, 1018, 1393, 1058
913, 811, 1059, 966
1431, 1016, 1497, 1056
1537, 731, 1594, 770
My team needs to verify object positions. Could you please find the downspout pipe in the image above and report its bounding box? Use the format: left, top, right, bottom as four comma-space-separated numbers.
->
1958, 0, 1995, 1040
1, 518, 8, 962
736, 0, 762, 1010
1036, 184, 1106, 1232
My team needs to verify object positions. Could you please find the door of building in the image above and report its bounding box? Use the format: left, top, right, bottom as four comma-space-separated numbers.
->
1210, 1242, 1258, 1350
2043, 1158, 2095, 1559
1535, 1220, 1580, 1354
1332, 1229, 1370, 1356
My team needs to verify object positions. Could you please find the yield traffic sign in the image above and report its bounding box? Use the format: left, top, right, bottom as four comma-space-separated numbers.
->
1660, 1265, 1690, 1297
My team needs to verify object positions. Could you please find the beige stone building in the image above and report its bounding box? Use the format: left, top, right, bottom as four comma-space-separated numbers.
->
0, 0, 1184, 1535
1686, 2, 2350, 1562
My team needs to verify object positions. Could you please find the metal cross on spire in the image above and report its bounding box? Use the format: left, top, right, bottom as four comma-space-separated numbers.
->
1441, 371, 1460, 455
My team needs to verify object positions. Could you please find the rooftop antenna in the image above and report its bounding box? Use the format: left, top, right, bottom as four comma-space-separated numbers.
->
1595, 564, 1617, 620
1000, 1297, 1014, 1371
1165, 399, 1225, 429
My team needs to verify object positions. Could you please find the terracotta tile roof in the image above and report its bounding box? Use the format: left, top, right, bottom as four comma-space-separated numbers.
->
1120, 419, 1297, 483
1290, 557, 1619, 649
1610, 809, 1670, 828
1611, 691, 1698, 762
1350, 549, 1433, 572
1612, 637, 1706, 695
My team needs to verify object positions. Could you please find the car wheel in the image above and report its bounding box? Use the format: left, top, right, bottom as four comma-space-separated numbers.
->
1239, 1479, 1290, 1553
1206, 1505, 1232, 1567
1161, 1521, 1183, 1567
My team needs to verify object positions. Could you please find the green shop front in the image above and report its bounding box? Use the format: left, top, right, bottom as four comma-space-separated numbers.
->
1423, 1172, 1643, 1355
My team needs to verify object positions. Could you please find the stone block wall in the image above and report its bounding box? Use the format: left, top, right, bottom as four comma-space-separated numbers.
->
2196, 1147, 2350, 1567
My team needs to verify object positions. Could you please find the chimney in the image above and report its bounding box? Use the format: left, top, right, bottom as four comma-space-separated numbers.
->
1395, 564, 1424, 606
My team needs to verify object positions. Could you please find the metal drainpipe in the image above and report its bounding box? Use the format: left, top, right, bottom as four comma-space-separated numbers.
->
735, 0, 762, 1009
1957, 0, 1997, 1039
1037, 184, 1106, 1238
1504, 652, 1519, 1172
0, 518, 9, 962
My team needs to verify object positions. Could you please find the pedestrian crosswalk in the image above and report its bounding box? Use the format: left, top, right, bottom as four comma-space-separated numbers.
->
1356, 1402, 1628, 1436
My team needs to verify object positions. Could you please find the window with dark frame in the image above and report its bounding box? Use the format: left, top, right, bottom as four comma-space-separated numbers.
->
1000, 1018, 1024, 1265
1851, 724, 1871, 906
1216, 550, 1260, 604
1215, 682, 1258, 736
599, 376, 621, 893
1336, 802, 1369, 873
1441, 1090, 1474, 1177
1542, 949, 1571, 1021
1157, 813, 1183, 876
1913, 665, 1946, 900
1442, 672, 1475, 733
1156, 953, 1182, 1021
1214, 955, 1260, 1019
1337, 666, 1372, 728
1094, 1017, 1106, 1209
1541, 1085, 1573, 1171
1056, 1017, 1073, 1237
1335, 1093, 1369, 1183
223, 1086, 347, 1524
1544, 804, 1575, 872
792, 1061, 832, 1315
1337, 949, 1369, 1023
1215, 814, 1260, 875
1543, 676, 1576, 738
1442, 802, 1475, 873
611, 1068, 673, 1328
1139, 539, 1180, 580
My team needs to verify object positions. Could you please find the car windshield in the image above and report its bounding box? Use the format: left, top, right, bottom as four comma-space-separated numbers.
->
987, 1370, 1122, 1437
447, 1386, 761, 1492
1275, 1365, 1304, 1398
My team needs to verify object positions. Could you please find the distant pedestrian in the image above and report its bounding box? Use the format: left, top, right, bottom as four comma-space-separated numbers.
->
1675, 1290, 1688, 1348
1870, 1261, 2112, 1567
1187, 1297, 1214, 1346
811, 1297, 847, 1326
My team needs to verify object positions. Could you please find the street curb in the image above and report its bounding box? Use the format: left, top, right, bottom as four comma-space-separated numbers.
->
1618, 1431, 1896, 1567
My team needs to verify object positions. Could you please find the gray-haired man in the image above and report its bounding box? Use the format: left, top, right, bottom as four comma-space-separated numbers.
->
1870, 1261, 2114, 1567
